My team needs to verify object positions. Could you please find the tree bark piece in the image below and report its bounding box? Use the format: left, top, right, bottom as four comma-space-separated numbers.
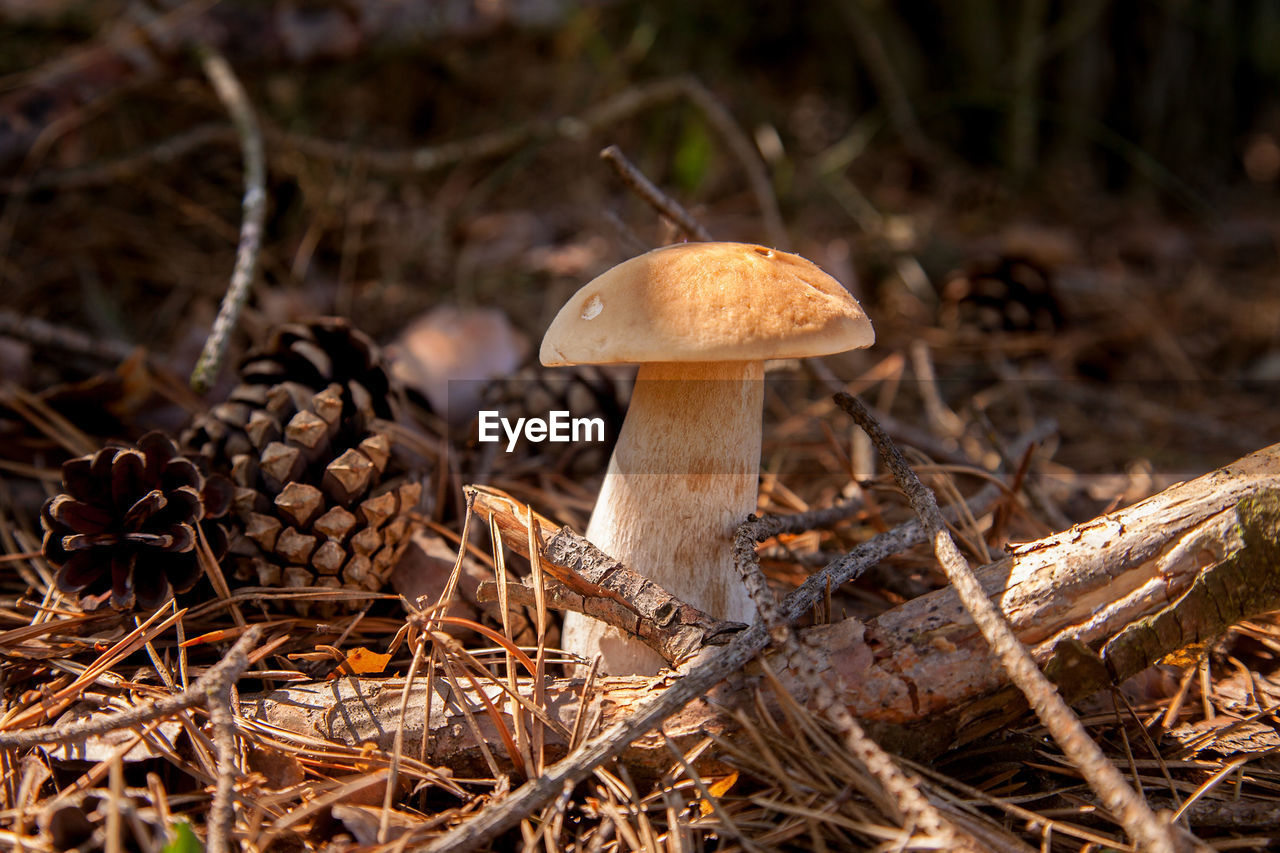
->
242, 445, 1280, 772
470, 485, 745, 667
848, 443, 1280, 755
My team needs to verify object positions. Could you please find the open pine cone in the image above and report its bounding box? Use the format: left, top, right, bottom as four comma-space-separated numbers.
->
182, 318, 421, 610
183, 317, 397, 463
40, 432, 233, 611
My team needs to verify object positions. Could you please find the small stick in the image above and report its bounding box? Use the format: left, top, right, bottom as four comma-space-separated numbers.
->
189, 46, 266, 393
0, 309, 137, 364
207, 668, 242, 853
0, 626, 262, 750
734, 514, 973, 848
833, 392, 1199, 853
600, 145, 713, 242
468, 486, 741, 666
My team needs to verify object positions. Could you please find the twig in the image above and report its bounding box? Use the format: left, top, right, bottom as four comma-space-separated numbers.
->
206, 658, 244, 853
280, 75, 786, 247
600, 145, 712, 242
468, 486, 742, 666
0, 626, 262, 750
189, 47, 266, 393
734, 510, 973, 849
804, 358, 978, 466
0, 309, 138, 364
833, 392, 1199, 853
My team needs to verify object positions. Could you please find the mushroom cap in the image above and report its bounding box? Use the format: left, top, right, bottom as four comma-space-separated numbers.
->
540, 242, 874, 366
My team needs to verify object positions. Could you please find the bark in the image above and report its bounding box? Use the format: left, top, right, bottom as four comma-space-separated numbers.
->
470, 484, 746, 667
240, 444, 1280, 768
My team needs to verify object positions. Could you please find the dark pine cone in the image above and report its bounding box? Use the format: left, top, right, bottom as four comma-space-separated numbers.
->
939, 254, 1064, 334
40, 432, 233, 611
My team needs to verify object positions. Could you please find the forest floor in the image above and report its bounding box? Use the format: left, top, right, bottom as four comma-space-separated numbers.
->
1, 5, 1279, 851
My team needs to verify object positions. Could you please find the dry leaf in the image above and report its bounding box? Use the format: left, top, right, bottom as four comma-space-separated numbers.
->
699, 770, 739, 815
329, 647, 392, 678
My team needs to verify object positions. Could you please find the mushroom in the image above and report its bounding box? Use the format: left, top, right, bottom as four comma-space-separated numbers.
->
540, 242, 874, 674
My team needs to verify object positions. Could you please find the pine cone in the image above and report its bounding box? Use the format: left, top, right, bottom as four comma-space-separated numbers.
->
182, 318, 421, 609
225, 381, 421, 602
466, 364, 629, 478
183, 317, 396, 464
40, 432, 233, 612
939, 254, 1064, 334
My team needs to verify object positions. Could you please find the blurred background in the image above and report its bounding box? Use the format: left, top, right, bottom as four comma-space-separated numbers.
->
1, 0, 1277, 494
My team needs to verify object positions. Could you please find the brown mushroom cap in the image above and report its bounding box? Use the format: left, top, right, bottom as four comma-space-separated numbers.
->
540, 242, 874, 366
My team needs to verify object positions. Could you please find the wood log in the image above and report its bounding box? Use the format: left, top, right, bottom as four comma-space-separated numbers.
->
239, 444, 1280, 770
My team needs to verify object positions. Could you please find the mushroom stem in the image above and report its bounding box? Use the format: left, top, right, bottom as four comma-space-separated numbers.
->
563, 360, 763, 674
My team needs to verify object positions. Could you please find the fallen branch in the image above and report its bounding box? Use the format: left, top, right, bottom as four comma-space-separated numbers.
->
852, 447, 1280, 747
836, 392, 1194, 853
471, 485, 745, 666
188, 46, 266, 394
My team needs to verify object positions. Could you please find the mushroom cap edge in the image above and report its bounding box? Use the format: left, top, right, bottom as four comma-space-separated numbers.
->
540, 241, 875, 366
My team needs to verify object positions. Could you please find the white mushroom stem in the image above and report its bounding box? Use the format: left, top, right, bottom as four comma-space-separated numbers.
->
562, 360, 764, 675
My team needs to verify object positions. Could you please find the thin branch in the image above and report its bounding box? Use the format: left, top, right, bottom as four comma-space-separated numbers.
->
206, 663, 243, 853
0, 309, 138, 364
0, 626, 262, 750
189, 47, 266, 393
468, 486, 743, 666
733, 514, 973, 849
833, 392, 1200, 853
600, 144, 713, 242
